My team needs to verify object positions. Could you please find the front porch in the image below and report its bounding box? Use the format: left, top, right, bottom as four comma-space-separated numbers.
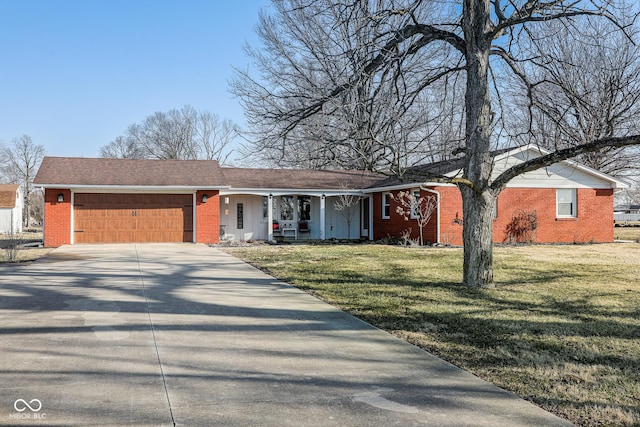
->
218, 191, 371, 243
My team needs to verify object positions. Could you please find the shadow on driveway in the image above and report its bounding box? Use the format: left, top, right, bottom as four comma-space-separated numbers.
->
0, 244, 572, 426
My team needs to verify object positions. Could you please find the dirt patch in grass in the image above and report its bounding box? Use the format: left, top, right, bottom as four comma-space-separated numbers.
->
224, 243, 640, 426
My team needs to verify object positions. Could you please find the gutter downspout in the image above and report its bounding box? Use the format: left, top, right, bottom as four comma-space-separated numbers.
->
420, 186, 440, 245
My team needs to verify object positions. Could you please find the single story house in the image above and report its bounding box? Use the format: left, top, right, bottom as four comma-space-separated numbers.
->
0, 184, 23, 234
614, 204, 640, 223
33, 146, 628, 247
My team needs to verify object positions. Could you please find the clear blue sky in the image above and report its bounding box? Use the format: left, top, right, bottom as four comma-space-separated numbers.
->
0, 0, 270, 158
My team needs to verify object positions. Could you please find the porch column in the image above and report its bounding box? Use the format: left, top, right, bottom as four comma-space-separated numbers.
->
268, 194, 274, 241
320, 194, 326, 240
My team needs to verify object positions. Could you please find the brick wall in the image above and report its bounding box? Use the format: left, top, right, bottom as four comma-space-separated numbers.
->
437, 186, 464, 246
372, 186, 614, 245
196, 190, 220, 244
372, 189, 438, 244
43, 189, 71, 247
494, 188, 614, 243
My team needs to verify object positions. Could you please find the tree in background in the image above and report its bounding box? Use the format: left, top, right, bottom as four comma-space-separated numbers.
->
100, 105, 239, 164
507, 18, 640, 182
394, 190, 437, 246
232, 1, 464, 172
232, 0, 640, 287
0, 135, 46, 227
333, 184, 361, 240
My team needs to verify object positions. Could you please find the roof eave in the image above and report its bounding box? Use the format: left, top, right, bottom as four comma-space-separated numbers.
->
34, 184, 231, 192
499, 145, 631, 189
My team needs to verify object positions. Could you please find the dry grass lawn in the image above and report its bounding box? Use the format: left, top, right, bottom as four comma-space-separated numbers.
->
225, 242, 640, 426
0, 231, 51, 263
614, 226, 640, 242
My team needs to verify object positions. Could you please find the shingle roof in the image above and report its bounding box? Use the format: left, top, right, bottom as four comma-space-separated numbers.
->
33, 157, 225, 187
0, 184, 20, 208
371, 157, 466, 188
221, 167, 384, 190
370, 148, 516, 188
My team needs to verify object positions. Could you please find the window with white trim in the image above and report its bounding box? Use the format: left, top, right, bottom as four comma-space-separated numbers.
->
556, 189, 577, 217
410, 189, 421, 219
382, 193, 391, 219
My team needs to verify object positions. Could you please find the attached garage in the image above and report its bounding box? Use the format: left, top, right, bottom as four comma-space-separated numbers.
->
34, 157, 226, 247
73, 193, 194, 243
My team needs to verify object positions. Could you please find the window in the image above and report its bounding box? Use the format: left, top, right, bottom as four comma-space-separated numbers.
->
263, 196, 277, 221
262, 196, 269, 220
557, 189, 577, 217
280, 196, 294, 220
237, 203, 244, 229
382, 193, 391, 219
411, 190, 421, 219
298, 196, 311, 220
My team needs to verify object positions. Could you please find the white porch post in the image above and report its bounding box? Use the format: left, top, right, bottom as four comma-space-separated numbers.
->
320, 194, 326, 240
268, 194, 274, 241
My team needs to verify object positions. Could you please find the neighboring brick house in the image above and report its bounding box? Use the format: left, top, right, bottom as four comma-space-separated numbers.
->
33, 146, 627, 247
0, 184, 23, 234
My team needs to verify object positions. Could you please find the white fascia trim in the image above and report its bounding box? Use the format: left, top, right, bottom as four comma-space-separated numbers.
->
496, 145, 631, 189
35, 184, 229, 193
220, 188, 368, 197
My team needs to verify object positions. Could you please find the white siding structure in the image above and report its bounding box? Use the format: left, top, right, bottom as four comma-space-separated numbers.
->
0, 185, 23, 234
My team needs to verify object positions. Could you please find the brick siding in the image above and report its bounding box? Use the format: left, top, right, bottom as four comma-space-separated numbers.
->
196, 190, 220, 244
373, 187, 614, 245
43, 189, 71, 247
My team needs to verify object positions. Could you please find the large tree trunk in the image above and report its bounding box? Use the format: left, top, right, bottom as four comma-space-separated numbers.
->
461, 0, 495, 287
461, 186, 496, 287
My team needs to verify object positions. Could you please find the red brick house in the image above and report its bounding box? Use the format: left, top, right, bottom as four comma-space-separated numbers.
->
34, 146, 627, 247
366, 146, 627, 245
34, 158, 225, 247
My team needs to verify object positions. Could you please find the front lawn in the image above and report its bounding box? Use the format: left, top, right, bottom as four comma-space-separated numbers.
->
614, 226, 640, 242
224, 243, 640, 426
0, 230, 50, 263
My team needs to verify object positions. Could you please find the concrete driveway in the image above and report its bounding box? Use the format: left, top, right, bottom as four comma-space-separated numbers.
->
0, 244, 572, 426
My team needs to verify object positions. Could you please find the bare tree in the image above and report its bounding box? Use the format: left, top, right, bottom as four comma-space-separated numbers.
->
99, 136, 145, 159
100, 106, 238, 163
233, 0, 640, 287
0, 135, 46, 227
195, 111, 238, 163
507, 18, 640, 180
394, 190, 437, 246
232, 1, 463, 171
333, 184, 361, 240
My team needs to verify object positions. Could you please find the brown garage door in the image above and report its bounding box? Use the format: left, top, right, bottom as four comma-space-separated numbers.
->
74, 194, 193, 244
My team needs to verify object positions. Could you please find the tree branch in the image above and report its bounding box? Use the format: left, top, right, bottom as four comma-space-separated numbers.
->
491, 137, 640, 191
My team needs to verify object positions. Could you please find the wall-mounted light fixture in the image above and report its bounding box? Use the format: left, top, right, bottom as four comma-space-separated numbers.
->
224, 196, 230, 204
57, 193, 64, 203
202, 194, 208, 203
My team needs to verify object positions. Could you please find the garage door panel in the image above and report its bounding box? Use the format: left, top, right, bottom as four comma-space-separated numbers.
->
73, 194, 193, 243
